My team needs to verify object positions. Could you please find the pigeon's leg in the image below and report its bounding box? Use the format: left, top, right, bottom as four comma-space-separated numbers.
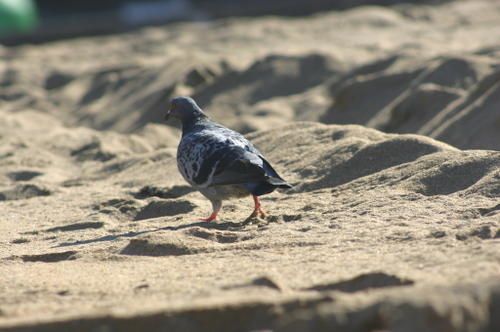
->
200, 200, 222, 222
249, 195, 266, 218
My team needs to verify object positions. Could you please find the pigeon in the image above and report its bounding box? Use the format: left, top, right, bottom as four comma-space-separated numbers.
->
165, 96, 292, 221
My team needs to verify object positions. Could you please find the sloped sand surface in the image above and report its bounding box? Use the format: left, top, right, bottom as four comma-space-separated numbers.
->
0, 114, 498, 331
1, 0, 500, 331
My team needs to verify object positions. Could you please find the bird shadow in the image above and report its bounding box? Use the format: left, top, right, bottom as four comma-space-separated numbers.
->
54, 218, 255, 248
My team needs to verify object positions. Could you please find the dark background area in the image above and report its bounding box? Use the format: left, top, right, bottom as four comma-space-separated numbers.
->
1, 0, 451, 45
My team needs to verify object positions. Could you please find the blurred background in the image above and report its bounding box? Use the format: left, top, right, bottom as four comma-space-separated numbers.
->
1, 0, 448, 44
0, 0, 498, 151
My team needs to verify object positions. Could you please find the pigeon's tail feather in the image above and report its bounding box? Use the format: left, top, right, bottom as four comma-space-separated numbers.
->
240, 156, 292, 195
244, 177, 292, 196
267, 177, 293, 189
245, 182, 275, 196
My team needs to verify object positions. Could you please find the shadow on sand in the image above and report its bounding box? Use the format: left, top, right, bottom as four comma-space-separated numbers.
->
54, 218, 256, 248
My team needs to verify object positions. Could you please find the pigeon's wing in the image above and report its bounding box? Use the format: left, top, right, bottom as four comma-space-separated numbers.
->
189, 139, 269, 187
179, 126, 262, 186
207, 148, 268, 186
179, 123, 289, 188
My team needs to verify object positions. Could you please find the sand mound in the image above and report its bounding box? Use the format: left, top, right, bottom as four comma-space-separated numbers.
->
323, 54, 500, 150
1, 114, 498, 330
0, 183, 51, 201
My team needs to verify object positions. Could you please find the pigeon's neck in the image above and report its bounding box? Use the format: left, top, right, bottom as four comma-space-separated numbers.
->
181, 116, 210, 136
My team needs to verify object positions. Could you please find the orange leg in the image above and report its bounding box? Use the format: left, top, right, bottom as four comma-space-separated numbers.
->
249, 195, 266, 219
200, 200, 221, 222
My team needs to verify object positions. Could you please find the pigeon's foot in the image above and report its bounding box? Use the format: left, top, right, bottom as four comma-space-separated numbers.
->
199, 212, 218, 222
199, 200, 222, 222
247, 209, 266, 220
250, 195, 267, 219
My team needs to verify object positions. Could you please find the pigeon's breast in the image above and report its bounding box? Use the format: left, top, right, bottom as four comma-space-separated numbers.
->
177, 131, 225, 187
177, 135, 206, 187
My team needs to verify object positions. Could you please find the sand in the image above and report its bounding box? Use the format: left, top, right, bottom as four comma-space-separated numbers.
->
0, 1, 499, 331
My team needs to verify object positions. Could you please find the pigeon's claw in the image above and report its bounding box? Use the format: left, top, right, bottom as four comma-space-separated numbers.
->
199, 211, 218, 222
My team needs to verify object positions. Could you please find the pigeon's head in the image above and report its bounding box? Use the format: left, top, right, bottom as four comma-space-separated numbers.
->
165, 96, 207, 123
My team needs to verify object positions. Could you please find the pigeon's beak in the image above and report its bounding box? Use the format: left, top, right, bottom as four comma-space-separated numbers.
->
164, 109, 171, 121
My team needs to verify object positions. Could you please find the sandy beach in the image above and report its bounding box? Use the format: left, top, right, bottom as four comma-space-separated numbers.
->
0, 0, 499, 331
